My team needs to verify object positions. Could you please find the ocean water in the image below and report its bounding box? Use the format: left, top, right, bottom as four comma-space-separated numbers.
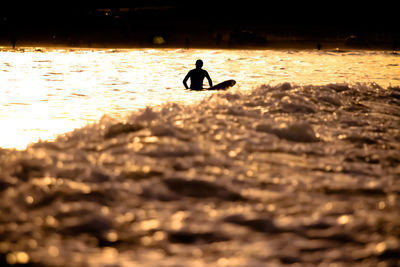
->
0, 48, 399, 149
0, 48, 400, 266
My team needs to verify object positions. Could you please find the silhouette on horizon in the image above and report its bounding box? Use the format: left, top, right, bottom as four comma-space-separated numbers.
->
10, 34, 16, 49
183, 59, 212, 90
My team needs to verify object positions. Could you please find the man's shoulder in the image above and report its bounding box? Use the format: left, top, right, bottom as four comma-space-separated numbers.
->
198, 69, 208, 75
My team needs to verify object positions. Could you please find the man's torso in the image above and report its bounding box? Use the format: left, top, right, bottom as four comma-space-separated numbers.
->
189, 69, 208, 90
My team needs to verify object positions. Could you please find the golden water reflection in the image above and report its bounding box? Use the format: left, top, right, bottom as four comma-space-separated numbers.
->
0, 48, 399, 149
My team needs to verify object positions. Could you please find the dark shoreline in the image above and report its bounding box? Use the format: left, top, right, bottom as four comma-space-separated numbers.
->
0, 38, 397, 51
2, 22, 398, 51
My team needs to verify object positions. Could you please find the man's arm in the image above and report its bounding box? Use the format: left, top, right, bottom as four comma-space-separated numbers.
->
183, 71, 190, 89
205, 71, 213, 87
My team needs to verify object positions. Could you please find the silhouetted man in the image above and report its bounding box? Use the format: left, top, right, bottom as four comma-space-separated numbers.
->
183, 59, 212, 90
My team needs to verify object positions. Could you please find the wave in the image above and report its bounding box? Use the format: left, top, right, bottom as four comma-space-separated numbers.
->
1, 82, 400, 266
14, 82, 400, 178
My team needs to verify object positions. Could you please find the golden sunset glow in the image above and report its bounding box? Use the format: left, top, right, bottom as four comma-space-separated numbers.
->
0, 48, 399, 149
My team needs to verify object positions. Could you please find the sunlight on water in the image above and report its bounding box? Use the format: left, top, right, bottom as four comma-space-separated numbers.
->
0, 48, 399, 149
0, 47, 400, 266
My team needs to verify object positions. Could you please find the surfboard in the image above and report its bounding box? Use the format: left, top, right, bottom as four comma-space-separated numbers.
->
187, 80, 236, 91
207, 79, 236, 90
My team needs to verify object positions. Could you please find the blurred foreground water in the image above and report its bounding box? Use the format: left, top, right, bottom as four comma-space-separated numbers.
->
0, 48, 400, 266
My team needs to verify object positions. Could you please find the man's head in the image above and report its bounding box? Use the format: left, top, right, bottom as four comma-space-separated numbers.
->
195, 59, 203, 69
